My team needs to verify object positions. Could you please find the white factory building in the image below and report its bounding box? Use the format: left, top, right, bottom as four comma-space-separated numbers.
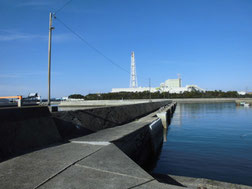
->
112, 78, 205, 93
159, 78, 205, 93
112, 87, 157, 93
111, 52, 205, 93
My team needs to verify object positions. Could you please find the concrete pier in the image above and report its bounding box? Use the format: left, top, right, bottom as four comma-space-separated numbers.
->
52, 100, 171, 139
58, 99, 170, 107
0, 101, 181, 189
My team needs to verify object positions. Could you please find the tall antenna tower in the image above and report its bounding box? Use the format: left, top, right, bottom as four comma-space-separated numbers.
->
130, 51, 138, 88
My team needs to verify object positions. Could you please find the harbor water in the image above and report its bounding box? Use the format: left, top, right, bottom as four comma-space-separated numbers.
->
153, 102, 252, 186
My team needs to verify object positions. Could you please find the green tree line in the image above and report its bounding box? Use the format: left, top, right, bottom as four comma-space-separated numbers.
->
68, 91, 252, 100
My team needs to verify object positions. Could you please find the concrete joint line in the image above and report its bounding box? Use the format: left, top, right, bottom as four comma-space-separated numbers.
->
70, 141, 111, 146
127, 179, 155, 189
33, 148, 102, 189
74, 164, 151, 181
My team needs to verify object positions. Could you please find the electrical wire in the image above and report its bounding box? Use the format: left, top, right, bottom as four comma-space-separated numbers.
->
52, 0, 155, 86
55, 16, 130, 74
54, 0, 73, 14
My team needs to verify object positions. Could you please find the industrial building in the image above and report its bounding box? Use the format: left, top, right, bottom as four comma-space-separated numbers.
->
161, 78, 182, 88
159, 78, 205, 93
112, 87, 157, 93
111, 52, 205, 93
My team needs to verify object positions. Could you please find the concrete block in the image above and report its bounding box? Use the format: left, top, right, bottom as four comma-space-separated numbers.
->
76, 144, 153, 180
52, 101, 170, 134
0, 106, 62, 160
0, 143, 102, 189
38, 165, 150, 189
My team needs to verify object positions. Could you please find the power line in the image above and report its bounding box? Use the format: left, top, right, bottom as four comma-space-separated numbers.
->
54, 16, 130, 74
52, 1, 158, 87
53, 2, 148, 84
54, 0, 73, 14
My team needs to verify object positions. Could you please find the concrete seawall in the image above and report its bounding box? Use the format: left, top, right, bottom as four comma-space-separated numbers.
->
0, 101, 181, 189
0, 101, 171, 161
0, 106, 62, 161
235, 98, 252, 105
59, 99, 169, 107
53, 100, 171, 139
112, 104, 176, 169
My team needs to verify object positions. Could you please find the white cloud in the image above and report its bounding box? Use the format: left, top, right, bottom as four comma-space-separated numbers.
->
0, 74, 19, 78
0, 71, 62, 78
0, 33, 46, 41
0, 29, 73, 42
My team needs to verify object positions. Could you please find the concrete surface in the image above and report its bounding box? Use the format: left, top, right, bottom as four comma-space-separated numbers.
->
0, 106, 62, 161
37, 144, 183, 189
0, 143, 103, 189
76, 144, 153, 180
39, 163, 150, 189
59, 99, 169, 107
53, 100, 170, 140
69, 107, 159, 167
152, 174, 252, 189
0, 137, 182, 189
0, 100, 170, 162
0, 103, 178, 189
70, 112, 158, 143
70, 103, 175, 170
133, 180, 185, 189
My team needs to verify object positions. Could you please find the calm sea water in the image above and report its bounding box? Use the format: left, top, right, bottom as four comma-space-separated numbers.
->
153, 102, 252, 186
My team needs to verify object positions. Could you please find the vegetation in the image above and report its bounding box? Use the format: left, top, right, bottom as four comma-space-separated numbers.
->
68, 90, 252, 100
68, 94, 85, 99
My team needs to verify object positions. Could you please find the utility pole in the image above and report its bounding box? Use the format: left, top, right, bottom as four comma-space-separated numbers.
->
48, 12, 54, 106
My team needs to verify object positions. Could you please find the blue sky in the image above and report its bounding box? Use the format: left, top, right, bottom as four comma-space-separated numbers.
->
1, 0, 252, 98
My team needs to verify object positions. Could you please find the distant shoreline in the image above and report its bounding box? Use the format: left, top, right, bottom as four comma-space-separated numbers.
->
170, 98, 236, 103
170, 98, 252, 104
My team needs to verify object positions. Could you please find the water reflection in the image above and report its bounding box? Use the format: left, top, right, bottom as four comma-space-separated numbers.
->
154, 102, 252, 186
163, 128, 167, 142
171, 104, 182, 126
